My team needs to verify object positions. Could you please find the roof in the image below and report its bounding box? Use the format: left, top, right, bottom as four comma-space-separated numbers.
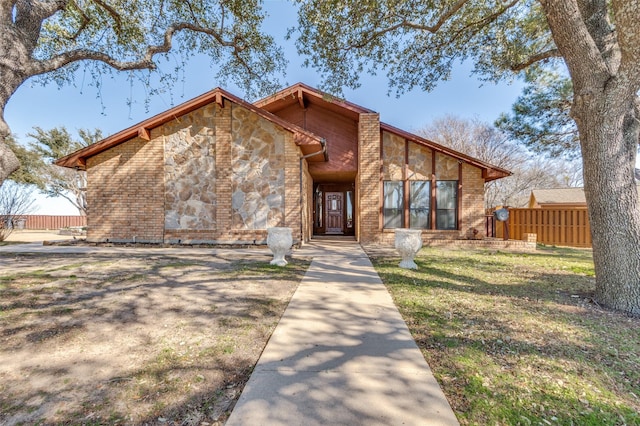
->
530, 188, 587, 206
379, 122, 511, 181
55, 83, 511, 182
254, 82, 375, 121
257, 83, 511, 182
55, 87, 325, 170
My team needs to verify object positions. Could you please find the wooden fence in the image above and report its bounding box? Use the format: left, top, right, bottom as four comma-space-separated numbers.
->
495, 208, 592, 248
11, 215, 87, 230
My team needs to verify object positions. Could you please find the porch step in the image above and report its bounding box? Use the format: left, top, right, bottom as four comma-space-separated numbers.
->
311, 235, 356, 242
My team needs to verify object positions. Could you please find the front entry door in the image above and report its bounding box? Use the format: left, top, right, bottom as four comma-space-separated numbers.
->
325, 192, 344, 234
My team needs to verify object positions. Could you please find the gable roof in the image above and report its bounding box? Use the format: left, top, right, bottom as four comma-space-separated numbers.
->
257, 83, 511, 182
55, 87, 326, 170
56, 83, 512, 182
254, 82, 375, 120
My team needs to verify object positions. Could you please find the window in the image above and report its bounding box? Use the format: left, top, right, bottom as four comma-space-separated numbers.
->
384, 179, 458, 230
410, 181, 430, 229
436, 181, 458, 230
383, 181, 404, 228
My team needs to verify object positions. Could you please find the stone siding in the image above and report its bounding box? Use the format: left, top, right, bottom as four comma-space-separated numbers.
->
382, 132, 404, 181
231, 104, 286, 230
164, 103, 218, 231
87, 99, 304, 245
407, 143, 432, 180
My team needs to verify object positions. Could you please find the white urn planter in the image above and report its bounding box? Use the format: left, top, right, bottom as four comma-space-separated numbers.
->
395, 229, 423, 270
267, 227, 293, 267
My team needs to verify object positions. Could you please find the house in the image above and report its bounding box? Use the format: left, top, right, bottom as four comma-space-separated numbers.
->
528, 188, 588, 209
55, 83, 511, 245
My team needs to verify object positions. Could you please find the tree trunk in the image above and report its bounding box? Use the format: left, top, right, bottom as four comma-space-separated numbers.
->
576, 98, 640, 315
539, 0, 640, 315
0, 66, 28, 187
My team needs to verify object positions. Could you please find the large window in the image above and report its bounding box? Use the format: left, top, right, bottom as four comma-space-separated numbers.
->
383, 180, 458, 230
410, 181, 431, 229
436, 181, 458, 230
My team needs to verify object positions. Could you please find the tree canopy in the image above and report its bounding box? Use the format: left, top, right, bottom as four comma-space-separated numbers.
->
292, 0, 640, 314
0, 0, 286, 183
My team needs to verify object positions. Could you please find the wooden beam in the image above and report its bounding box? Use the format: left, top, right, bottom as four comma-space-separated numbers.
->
431, 150, 437, 230
458, 161, 463, 231
138, 127, 151, 141
215, 92, 224, 108
297, 88, 307, 109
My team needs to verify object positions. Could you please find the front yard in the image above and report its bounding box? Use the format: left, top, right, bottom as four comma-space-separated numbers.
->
0, 251, 308, 425
372, 246, 640, 425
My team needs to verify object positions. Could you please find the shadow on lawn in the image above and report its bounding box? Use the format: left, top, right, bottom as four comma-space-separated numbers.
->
0, 253, 308, 425
370, 249, 640, 424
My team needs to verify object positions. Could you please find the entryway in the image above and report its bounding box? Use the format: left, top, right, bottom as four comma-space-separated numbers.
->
313, 183, 355, 236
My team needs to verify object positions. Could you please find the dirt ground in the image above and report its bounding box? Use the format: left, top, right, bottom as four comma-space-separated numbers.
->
4, 229, 78, 243
0, 250, 309, 425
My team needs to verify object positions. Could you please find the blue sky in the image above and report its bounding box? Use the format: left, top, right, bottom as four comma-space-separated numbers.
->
7, 1, 525, 215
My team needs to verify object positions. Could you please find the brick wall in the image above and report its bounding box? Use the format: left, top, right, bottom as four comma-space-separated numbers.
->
366, 131, 491, 245
87, 137, 164, 243
284, 132, 301, 241
461, 163, 486, 238
357, 113, 382, 243
86, 99, 305, 245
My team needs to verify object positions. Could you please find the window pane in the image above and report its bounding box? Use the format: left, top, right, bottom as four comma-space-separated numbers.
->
436, 181, 457, 209
383, 181, 403, 228
436, 181, 458, 230
410, 181, 430, 229
410, 209, 430, 229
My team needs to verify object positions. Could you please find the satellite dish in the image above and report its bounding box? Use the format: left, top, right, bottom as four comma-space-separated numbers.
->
494, 208, 509, 222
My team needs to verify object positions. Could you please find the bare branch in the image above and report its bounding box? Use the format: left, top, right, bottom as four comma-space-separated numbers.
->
28, 21, 239, 76
403, 0, 471, 33
66, 0, 90, 40
92, 0, 123, 31
511, 49, 562, 71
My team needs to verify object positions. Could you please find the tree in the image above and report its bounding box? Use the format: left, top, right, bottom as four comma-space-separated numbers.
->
495, 70, 580, 158
292, 0, 640, 314
25, 127, 100, 215
419, 115, 582, 208
0, 0, 286, 185
0, 180, 34, 241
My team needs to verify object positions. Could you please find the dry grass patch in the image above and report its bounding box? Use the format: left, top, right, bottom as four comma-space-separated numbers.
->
371, 246, 639, 425
0, 251, 309, 425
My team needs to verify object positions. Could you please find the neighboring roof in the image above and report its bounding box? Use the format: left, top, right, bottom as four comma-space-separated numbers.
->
55, 87, 325, 170
530, 188, 587, 206
379, 122, 512, 182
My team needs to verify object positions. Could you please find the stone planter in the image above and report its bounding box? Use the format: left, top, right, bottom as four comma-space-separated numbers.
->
395, 229, 423, 270
267, 227, 293, 267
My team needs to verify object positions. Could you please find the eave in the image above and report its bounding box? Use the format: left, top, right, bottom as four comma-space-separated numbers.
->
55, 88, 325, 170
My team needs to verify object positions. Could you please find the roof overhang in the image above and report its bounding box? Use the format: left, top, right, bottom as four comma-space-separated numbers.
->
56, 87, 326, 170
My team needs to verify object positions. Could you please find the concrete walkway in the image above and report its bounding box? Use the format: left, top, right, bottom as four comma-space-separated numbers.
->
227, 241, 458, 426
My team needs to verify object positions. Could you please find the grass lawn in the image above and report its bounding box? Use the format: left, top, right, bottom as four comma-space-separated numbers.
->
0, 251, 308, 425
371, 245, 640, 426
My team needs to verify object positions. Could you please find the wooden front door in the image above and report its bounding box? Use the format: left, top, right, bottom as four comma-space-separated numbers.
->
325, 192, 344, 234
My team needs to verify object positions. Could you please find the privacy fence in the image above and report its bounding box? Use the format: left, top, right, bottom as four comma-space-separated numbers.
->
6, 215, 87, 230
494, 208, 592, 248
